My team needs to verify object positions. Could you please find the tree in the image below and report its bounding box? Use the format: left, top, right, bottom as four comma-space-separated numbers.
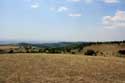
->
118, 50, 125, 55
8, 49, 14, 53
84, 49, 96, 56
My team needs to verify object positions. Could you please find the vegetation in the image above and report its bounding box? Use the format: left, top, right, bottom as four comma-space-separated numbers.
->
0, 49, 6, 54
84, 49, 96, 56
8, 49, 14, 53
0, 41, 125, 83
0, 54, 125, 83
0, 41, 125, 57
118, 50, 125, 55
117, 50, 125, 57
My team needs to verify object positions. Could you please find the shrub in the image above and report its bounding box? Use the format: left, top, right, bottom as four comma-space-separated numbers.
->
8, 49, 14, 53
66, 48, 71, 53
0, 50, 6, 54
84, 49, 96, 56
71, 52, 76, 54
39, 49, 44, 53
118, 50, 125, 55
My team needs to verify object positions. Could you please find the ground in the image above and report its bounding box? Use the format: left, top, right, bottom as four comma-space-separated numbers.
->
0, 45, 18, 50
0, 53, 125, 83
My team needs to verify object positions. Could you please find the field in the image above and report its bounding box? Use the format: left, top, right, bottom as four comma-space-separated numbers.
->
0, 45, 18, 50
0, 53, 125, 83
82, 44, 125, 57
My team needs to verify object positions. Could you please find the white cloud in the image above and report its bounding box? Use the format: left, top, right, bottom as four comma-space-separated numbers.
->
31, 3, 39, 8
68, 13, 82, 17
57, 6, 69, 12
104, 0, 119, 3
24, 0, 40, 8
68, 0, 93, 3
84, 0, 93, 3
103, 10, 125, 29
51, 6, 68, 12
68, 0, 120, 4
67, 0, 81, 2
24, 0, 31, 2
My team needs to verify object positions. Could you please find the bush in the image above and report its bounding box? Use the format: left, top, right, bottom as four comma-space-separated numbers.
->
118, 50, 125, 55
71, 52, 76, 54
8, 49, 14, 53
0, 50, 6, 54
84, 49, 96, 56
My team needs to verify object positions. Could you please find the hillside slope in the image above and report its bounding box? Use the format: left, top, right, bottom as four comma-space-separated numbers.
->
0, 54, 125, 83
82, 44, 125, 56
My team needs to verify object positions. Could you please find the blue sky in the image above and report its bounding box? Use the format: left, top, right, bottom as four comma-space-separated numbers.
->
0, 0, 125, 42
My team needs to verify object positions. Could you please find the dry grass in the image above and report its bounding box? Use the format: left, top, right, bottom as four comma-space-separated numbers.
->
0, 53, 125, 83
82, 44, 125, 56
0, 45, 18, 50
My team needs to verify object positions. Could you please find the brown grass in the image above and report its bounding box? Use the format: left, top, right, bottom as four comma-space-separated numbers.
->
0, 53, 125, 83
82, 44, 125, 56
0, 45, 18, 50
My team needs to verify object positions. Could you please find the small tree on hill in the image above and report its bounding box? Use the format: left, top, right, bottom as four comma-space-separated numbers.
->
118, 50, 125, 57
84, 49, 96, 56
8, 49, 14, 53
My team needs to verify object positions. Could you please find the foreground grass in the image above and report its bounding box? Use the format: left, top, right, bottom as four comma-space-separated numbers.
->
0, 53, 125, 83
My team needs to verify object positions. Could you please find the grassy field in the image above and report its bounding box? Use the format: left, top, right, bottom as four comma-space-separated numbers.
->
0, 45, 18, 50
0, 53, 125, 83
82, 44, 125, 56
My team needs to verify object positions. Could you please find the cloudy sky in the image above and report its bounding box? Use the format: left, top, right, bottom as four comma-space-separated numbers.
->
0, 0, 125, 42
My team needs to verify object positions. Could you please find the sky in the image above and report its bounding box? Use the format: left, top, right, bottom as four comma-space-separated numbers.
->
0, 0, 125, 42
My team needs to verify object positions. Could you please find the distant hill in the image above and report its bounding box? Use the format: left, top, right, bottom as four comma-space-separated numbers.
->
26, 42, 84, 48
18, 41, 125, 49
0, 41, 125, 57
